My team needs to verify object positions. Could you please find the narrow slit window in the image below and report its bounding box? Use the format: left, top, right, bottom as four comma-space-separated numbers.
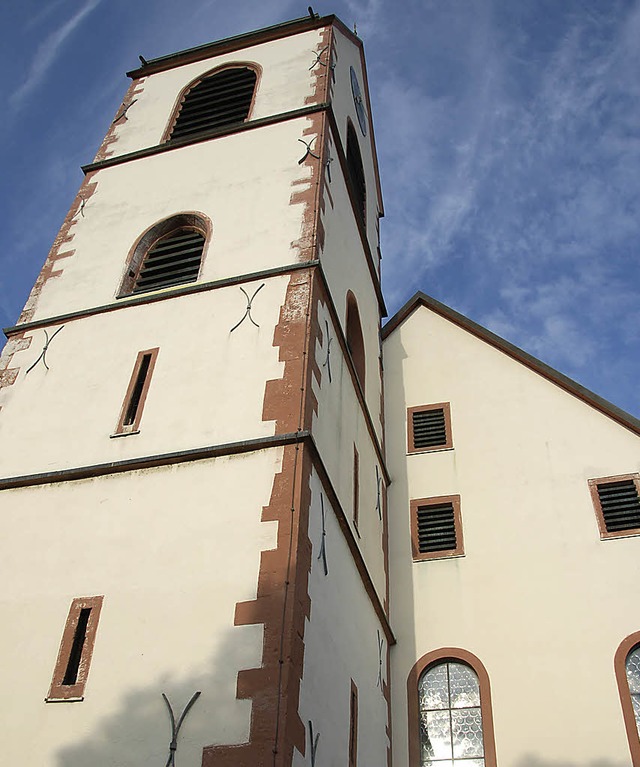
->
411, 495, 464, 561
349, 680, 359, 767
589, 474, 640, 539
62, 608, 91, 685
115, 348, 159, 435
47, 596, 103, 701
408, 403, 453, 453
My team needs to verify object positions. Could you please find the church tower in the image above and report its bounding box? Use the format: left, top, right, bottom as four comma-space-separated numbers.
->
0, 14, 391, 767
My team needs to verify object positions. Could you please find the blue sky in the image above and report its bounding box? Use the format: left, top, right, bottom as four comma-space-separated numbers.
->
1, 0, 639, 417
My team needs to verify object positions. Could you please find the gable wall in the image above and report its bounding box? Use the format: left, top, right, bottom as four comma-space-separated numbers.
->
384, 304, 640, 766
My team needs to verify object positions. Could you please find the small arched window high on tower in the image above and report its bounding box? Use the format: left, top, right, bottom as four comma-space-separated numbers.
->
120, 213, 210, 296
346, 121, 366, 228
346, 291, 366, 392
168, 66, 258, 142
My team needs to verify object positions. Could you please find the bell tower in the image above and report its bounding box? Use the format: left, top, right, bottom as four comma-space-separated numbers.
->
0, 13, 391, 767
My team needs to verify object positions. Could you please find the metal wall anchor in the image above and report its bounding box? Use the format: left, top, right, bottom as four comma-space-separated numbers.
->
322, 320, 333, 383
377, 630, 384, 688
308, 720, 320, 766
25, 326, 64, 375
162, 691, 201, 767
375, 465, 383, 520
325, 154, 333, 182
298, 137, 320, 164
230, 283, 265, 332
112, 98, 138, 124
317, 493, 329, 576
309, 44, 330, 70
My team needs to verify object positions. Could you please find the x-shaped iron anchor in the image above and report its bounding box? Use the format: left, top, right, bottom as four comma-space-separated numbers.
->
162, 691, 201, 767
25, 326, 64, 376
298, 137, 320, 165
309, 45, 333, 70
322, 320, 333, 383
230, 283, 265, 332
113, 98, 138, 124
317, 493, 329, 576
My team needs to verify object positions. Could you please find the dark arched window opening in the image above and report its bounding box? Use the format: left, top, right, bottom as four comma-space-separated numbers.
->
120, 213, 209, 296
169, 66, 257, 142
346, 122, 366, 227
408, 649, 497, 767
346, 291, 366, 391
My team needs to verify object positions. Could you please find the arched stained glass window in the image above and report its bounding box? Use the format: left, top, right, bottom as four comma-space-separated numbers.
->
626, 647, 640, 736
616, 633, 640, 765
408, 649, 496, 767
418, 661, 485, 766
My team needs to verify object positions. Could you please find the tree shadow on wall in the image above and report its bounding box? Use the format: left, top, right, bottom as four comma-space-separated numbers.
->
55, 629, 255, 767
515, 757, 631, 767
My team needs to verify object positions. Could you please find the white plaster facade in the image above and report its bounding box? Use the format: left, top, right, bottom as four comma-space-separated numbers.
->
0, 12, 639, 767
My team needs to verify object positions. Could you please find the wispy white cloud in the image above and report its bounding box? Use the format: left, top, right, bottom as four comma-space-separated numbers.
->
10, 0, 102, 110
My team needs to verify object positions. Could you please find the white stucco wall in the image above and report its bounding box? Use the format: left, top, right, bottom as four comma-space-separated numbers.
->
24, 114, 316, 323
330, 26, 382, 260
293, 468, 389, 767
102, 28, 325, 159
318, 128, 383, 435
312, 299, 387, 607
0, 275, 289, 477
0, 450, 281, 767
384, 305, 640, 767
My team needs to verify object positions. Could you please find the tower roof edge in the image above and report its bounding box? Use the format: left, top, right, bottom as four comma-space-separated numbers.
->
126, 13, 339, 78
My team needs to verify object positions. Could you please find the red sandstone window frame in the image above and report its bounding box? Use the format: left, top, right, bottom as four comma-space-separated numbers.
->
407, 402, 453, 454
47, 596, 104, 701
349, 678, 359, 767
407, 647, 497, 767
114, 348, 159, 435
588, 473, 640, 540
615, 631, 640, 766
410, 495, 464, 561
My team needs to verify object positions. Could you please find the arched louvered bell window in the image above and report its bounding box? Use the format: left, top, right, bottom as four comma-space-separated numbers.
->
346, 122, 366, 227
133, 228, 205, 294
120, 214, 209, 297
169, 67, 257, 142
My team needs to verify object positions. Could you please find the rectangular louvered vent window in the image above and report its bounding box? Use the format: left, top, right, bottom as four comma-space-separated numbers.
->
589, 474, 640, 539
408, 403, 453, 453
410, 495, 464, 561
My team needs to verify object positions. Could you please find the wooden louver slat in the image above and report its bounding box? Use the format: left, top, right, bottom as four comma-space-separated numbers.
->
170, 67, 257, 141
417, 502, 457, 553
597, 480, 640, 533
412, 408, 447, 449
133, 229, 205, 293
